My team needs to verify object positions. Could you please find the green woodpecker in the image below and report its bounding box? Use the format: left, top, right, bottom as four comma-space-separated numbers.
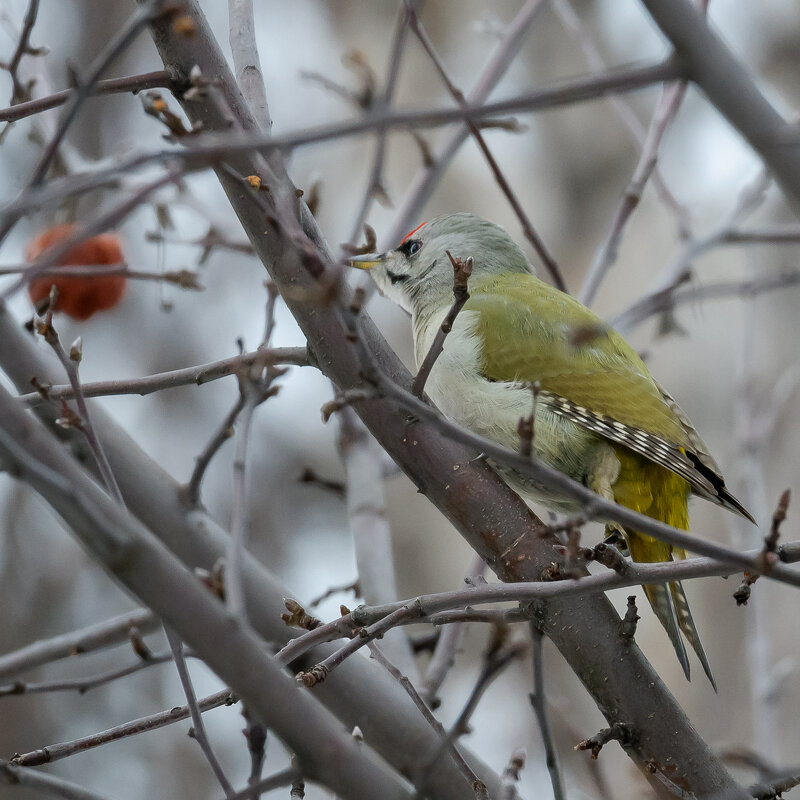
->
350, 212, 753, 688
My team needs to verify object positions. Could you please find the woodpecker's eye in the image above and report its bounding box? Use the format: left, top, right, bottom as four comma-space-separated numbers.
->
398, 239, 422, 257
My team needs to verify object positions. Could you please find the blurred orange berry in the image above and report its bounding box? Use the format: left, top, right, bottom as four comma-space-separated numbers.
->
27, 224, 127, 321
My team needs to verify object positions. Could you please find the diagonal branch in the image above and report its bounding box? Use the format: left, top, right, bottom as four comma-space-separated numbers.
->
406, 5, 566, 290
639, 0, 800, 209
0, 301, 504, 799
139, 3, 750, 796
0, 386, 414, 800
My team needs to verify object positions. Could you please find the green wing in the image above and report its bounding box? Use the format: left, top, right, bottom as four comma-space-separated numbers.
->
466, 273, 753, 519
467, 273, 688, 444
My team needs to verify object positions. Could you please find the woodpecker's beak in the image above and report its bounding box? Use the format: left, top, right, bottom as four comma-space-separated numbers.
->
347, 252, 386, 270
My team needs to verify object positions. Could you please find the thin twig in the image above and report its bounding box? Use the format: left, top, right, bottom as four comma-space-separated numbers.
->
406, 6, 566, 290
26, 0, 165, 189
574, 723, 635, 759
0, 608, 157, 681
367, 642, 482, 791
0, 652, 178, 696
345, 4, 413, 246
295, 605, 422, 687
336, 404, 419, 680
221, 767, 301, 800
0, 70, 173, 123
386, 0, 550, 248
553, 0, 691, 239
11, 688, 237, 766
529, 624, 565, 800
412, 251, 472, 397
420, 553, 486, 706
228, 308, 286, 617
35, 305, 124, 505
268, 536, 800, 670
183, 394, 245, 507
0, 262, 202, 289
0, 759, 114, 800
579, 79, 691, 306
0, 60, 681, 236
308, 578, 359, 608
20, 347, 308, 407
611, 269, 800, 335
579, 1, 710, 306
227, 386, 260, 619
164, 628, 235, 798
417, 630, 525, 795
1, 0, 41, 104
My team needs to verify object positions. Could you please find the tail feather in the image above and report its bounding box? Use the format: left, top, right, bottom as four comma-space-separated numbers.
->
642, 578, 691, 681
670, 580, 717, 691
603, 447, 716, 685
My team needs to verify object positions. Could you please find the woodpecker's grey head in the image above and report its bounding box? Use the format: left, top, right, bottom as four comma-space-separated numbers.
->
348, 213, 532, 316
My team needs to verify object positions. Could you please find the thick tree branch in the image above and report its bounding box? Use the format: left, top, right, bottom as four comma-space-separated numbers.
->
139, 3, 749, 796
0, 387, 413, 800
0, 313, 498, 799
640, 0, 800, 209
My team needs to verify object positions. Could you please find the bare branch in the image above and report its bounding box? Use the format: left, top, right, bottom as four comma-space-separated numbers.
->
11, 688, 236, 767
0, 387, 414, 799
420, 553, 486, 707
228, 0, 271, 132
529, 624, 565, 800
0, 608, 157, 681
417, 629, 525, 796
368, 642, 484, 793
580, 77, 693, 306
183, 394, 245, 507
553, 0, 691, 239
612, 270, 800, 335
386, 0, 551, 246
0, 652, 175, 696
222, 767, 302, 800
0, 70, 173, 123
296, 605, 421, 687
0, 759, 114, 800
406, 6, 566, 290
345, 5, 413, 246
20, 347, 308, 407
35, 303, 124, 505
165, 628, 235, 798
412, 251, 472, 397
1, 0, 42, 104
575, 722, 635, 760
24, 0, 165, 190
640, 0, 800, 208
0, 60, 681, 236
336, 405, 419, 680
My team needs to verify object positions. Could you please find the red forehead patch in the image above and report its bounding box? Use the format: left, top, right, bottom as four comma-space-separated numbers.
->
401, 222, 426, 243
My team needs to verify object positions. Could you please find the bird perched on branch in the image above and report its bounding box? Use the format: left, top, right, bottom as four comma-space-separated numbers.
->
349, 212, 753, 688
